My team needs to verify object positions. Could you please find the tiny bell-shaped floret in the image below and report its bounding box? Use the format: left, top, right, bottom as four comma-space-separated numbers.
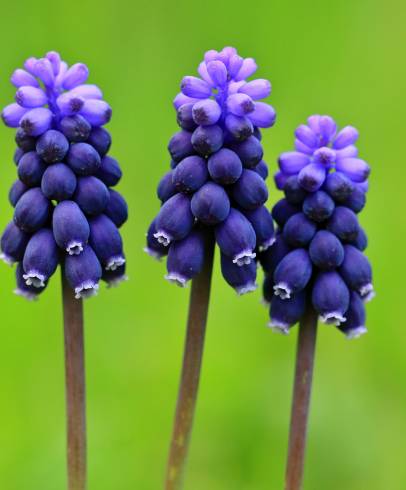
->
191, 182, 230, 225
323, 171, 354, 202
208, 148, 242, 185
312, 271, 350, 325
67, 142, 101, 175
172, 156, 209, 193
17, 151, 47, 187
36, 129, 69, 163
242, 206, 275, 251
14, 187, 51, 232
273, 248, 312, 299
64, 245, 102, 299
157, 171, 177, 203
53, 200, 90, 255
154, 193, 194, 245
282, 212, 317, 248
15, 128, 36, 151
89, 214, 125, 271
165, 230, 206, 287
60, 115, 91, 142
228, 135, 263, 169
271, 198, 300, 227
144, 219, 168, 260
22, 228, 59, 287
269, 291, 307, 335
41, 163, 77, 201
88, 127, 112, 157
284, 175, 307, 204
9, 180, 28, 207
309, 230, 344, 270
220, 253, 257, 295
15, 263, 47, 300
258, 234, 291, 275
338, 292, 367, 339
168, 130, 195, 163
302, 191, 335, 223
326, 206, 359, 242
104, 189, 128, 228
95, 156, 122, 187
232, 169, 268, 210
74, 176, 109, 216
215, 208, 256, 265
191, 124, 224, 156
339, 245, 374, 301
1, 221, 30, 264
102, 262, 127, 288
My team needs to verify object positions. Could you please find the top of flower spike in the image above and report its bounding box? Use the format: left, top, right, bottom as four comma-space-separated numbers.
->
173, 46, 276, 129
2, 51, 112, 135
275, 115, 371, 193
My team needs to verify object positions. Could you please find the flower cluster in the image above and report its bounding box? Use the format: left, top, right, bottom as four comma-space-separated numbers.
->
146, 47, 276, 293
1, 52, 128, 300
260, 115, 374, 339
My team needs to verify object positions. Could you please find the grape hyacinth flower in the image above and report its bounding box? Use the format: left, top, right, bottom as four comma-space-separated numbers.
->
260, 115, 374, 490
1, 52, 128, 490
146, 47, 276, 490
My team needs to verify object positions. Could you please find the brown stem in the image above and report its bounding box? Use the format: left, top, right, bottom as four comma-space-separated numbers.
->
285, 307, 318, 490
62, 272, 87, 490
165, 234, 215, 490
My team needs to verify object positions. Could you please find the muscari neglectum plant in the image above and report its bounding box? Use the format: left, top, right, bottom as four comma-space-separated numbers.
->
146, 46, 276, 489
1, 52, 127, 490
258, 115, 373, 490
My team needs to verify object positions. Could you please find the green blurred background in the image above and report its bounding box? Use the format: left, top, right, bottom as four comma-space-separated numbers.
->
0, 0, 404, 488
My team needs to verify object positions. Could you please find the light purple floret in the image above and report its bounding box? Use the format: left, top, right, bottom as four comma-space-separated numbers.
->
174, 47, 276, 130
2, 51, 111, 133
275, 115, 371, 192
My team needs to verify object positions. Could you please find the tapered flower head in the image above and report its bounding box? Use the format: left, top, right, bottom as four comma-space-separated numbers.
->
1, 52, 127, 299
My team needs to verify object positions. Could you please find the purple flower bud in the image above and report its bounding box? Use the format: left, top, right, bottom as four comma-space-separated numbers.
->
144, 219, 168, 260
87, 127, 112, 157
33, 58, 54, 86
272, 198, 300, 227
14, 187, 51, 232
181, 76, 212, 98
9, 179, 28, 207
56, 92, 85, 115
22, 228, 58, 287
239, 79, 271, 100
228, 55, 244, 79
177, 103, 197, 131
60, 115, 91, 142
258, 234, 291, 275
95, 155, 122, 187
339, 292, 367, 339
283, 213, 317, 247
309, 230, 344, 270
215, 208, 256, 265
247, 102, 276, 128
1, 221, 30, 264
318, 116, 337, 144
294, 138, 313, 155
172, 155, 209, 193
104, 189, 128, 228
312, 271, 350, 325
191, 125, 224, 156
234, 58, 257, 81
339, 245, 374, 301
326, 206, 359, 242
89, 214, 125, 271
173, 93, 200, 110
15, 128, 36, 151
62, 63, 89, 90
157, 171, 177, 203
341, 187, 366, 213
36, 130, 69, 163
168, 130, 195, 162
232, 169, 268, 210
41, 163, 77, 201
208, 148, 242, 185
46, 51, 61, 75
64, 245, 102, 299
67, 142, 101, 175
206, 60, 227, 87
323, 171, 354, 202
242, 206, 275, 251
165, 230, 206, 287
302, 190, 335, 222
74, 176, 109, 215
357, 180, 368, 193
333, 126, 358, 149
262, 273, 274, 305
15, 86, 47, 108
53, 201, 90, 255
17, 151, 47, 187
80, 99, 112, 126
284, 175, 307, 204
335, 158, 370, 183
20, 108, 53, 136
14, 148, 25, 165
295, 125, 317, 148
197, 62, 214, 85
23, 57, 38, 75
350, 227, 368, 251
220, 253, 257, 295
313, 147, 336, 167
71, 84, 103, 100
278, 152, 310, 175
192, 99, 222, 126
255, 160, 268, 180
274, 170, 289, 190
273, 249, 312, 299
155, 193, 194, 245
191, 182, 230, 225
269, 291, 306, 334
2, 103, 28, 127
335, 145, 358, 160
102, 262, 127, 288
15, 263, 47, 300
298, 163, 326, 192
226, 93, 255, 116
224, 114, 253, 141
11, 69, 39, 88
228, 135, 263, 169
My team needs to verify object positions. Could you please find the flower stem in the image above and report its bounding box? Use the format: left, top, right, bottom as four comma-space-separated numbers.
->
61, 271, 87, 490
285, 307, 318, 490
165, 233, 215, 490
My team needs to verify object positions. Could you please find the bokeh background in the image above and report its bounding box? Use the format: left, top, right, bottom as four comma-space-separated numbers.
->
0, 0, 404, 488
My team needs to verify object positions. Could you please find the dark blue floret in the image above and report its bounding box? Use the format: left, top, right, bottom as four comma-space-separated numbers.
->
89, 214, 125, 271
95, 156, 122, 187
17, 151, 47, 187
232, 169, 268, 210
269, 291, 306, 334
64, 245, 102, 299
302, 191, 335, 222
283, 212, 317, 247
36, 130, 69, 163
172, 155, 208, 193
53, 200, 90, 255
67, 142, 101, 175
208, 148, 242, 185
9, 179, 28, 207
191, 124, 224, 156
15, 262, 47, 300
272, 198, 300, 227
220, 253, 257, 295
157, 171, 177, 203
309, 230, 344, 270
339, 245, 374, 301
60, 115, 91, 142
168, 130, 195, 162
41, 163, 77, 201
104, 189, 128, 228
312, 271, 350, 325
228, 135, 263, 169
87, 127, 112, 157
14, 187, 51, 232
22, 228, 59, 287
273, 248, 312, 299
74, 176, 109, 216
155, 193, 194, 245
191, 182, 230, 225
15, 128, 36, 152
338, 291, 367, 338
242, 206, 275, 251
1, 221, 30, 264
326, 206, 359, 242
